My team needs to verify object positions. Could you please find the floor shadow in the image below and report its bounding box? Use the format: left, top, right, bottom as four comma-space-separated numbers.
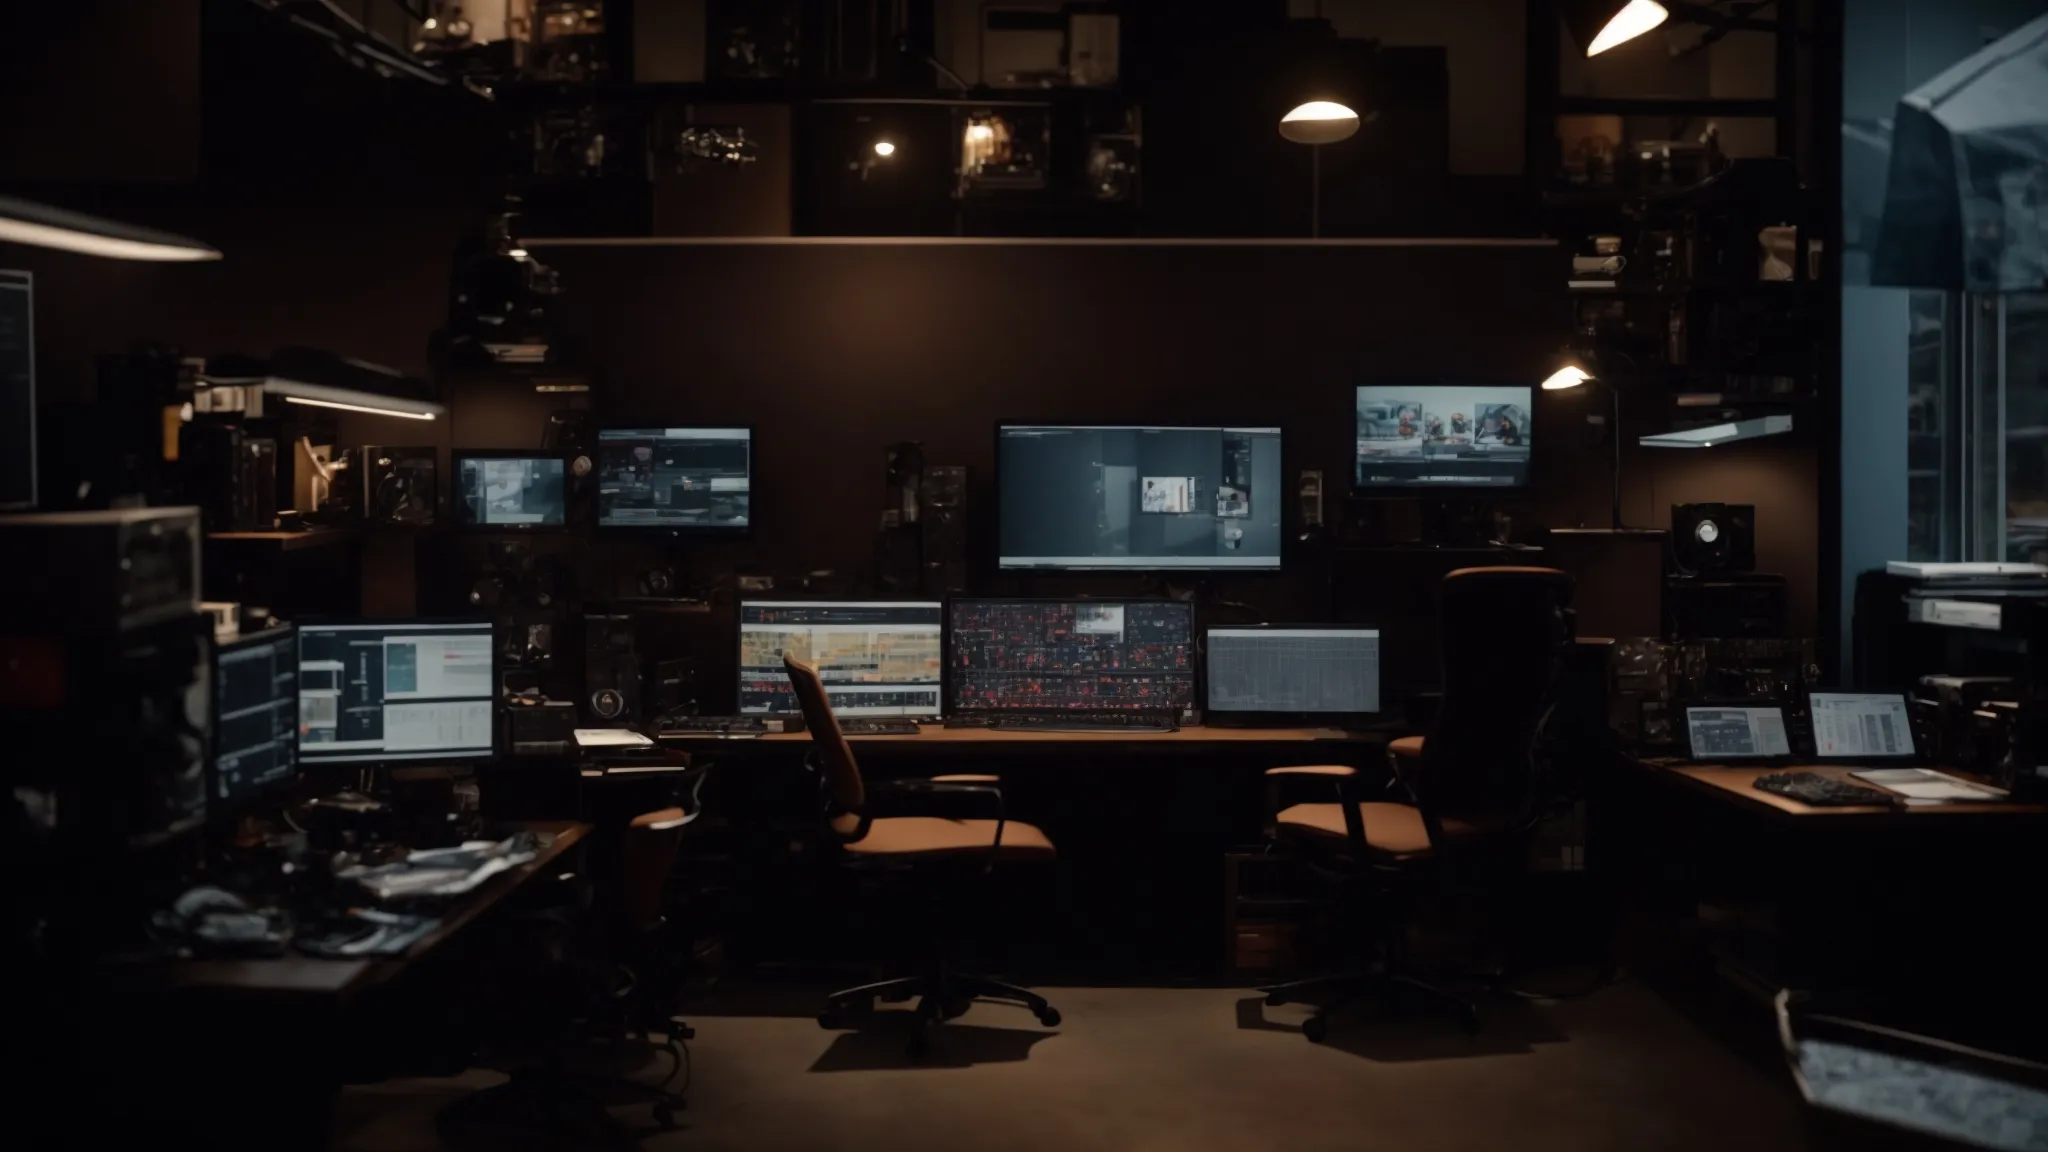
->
681, 979, 833, 1018
1234, 992, 1570, 1063
809, 1020, 1059, 1073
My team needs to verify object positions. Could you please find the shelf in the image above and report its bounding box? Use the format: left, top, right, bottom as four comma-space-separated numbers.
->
206, 528, 361, 552
1554, 96, 1782, 118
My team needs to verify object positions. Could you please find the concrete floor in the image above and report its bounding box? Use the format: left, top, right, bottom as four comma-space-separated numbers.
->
332, 979, 1809, 1152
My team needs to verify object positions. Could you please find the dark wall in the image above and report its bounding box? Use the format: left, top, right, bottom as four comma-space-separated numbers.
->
542, 239, 1547, 602
536, 238, 1818, 635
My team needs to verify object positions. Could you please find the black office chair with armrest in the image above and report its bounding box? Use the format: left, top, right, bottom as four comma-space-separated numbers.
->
1261, 566, 1575, 1041
439, 786, 705, 1148
782, 654, 1060, 1057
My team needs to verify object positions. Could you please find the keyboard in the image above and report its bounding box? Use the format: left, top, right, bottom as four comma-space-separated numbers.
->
656, 715, 767, 739
839, 718, 922, 736
1753, 771, 1894, 808
950, 712, 1179, 734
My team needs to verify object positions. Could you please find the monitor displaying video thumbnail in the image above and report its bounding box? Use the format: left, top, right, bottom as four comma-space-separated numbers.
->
1354, 384, 1532, 490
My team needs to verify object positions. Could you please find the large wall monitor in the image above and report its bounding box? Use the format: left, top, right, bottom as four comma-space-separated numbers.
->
298, 620, 495, 764
948, 598, 1195, 713
997, 424, 1283, 570
1354, 384, 1532, 491
597, 426, 752, 530
1205, 626, 1381, 718
454, 451, 566, 528
212, 625, 299, 811
738, 600, 943, 717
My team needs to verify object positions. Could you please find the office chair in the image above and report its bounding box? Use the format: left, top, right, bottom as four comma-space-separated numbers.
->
1261, 566, 1575, 1042
782, 654, 1061, 1057
440, 797, 701, 1149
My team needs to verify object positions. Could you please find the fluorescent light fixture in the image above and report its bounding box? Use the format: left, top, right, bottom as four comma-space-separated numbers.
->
0, 194, 221, 262
1639, 414, 1792, 448
282, 396, 436, 420
1279, 101, 1361, 145
1586, 1, 1670, 56
264, 377, 445, 421
1542, 364, 1593, 391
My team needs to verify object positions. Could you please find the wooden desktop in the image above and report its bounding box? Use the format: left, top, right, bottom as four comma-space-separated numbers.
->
1628, 757, 2048, 822
746, 725, 1379, 750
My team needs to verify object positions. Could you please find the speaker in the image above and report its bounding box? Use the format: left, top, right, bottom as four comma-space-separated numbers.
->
583, 613, 640, 723
363, 446, 437, 525
1671, 503, 1755, 573
1298, 469, 1324, 529
546, 412, 597, 525
181, 423, 278, 532
921, 465, 967, 596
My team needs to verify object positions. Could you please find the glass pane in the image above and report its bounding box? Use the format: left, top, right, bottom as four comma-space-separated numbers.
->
2004, 294, 2048, 561
1906, 291, 1948, 560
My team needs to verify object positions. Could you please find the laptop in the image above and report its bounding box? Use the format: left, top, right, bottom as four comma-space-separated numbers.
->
1807, 692, 1921, 762
1809, 692, 2006, 801
1683, 703, 1796, 762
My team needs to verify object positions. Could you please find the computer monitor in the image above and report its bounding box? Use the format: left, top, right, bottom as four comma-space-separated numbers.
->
597, 426, 752, 531
738, 600, 944, 717
1204, 626, 1381, 720
1354, 384, 1533, 491
297, 620, 495, 764
453, 451, 566, 528
947, 598, 1195, 714
997, 424, 1283, 570
211, 625, 299, 812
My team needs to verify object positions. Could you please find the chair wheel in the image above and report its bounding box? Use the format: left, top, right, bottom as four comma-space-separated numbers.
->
1264, 992, 1289, 1008
1035, 1007, 1061, 1028
817, 1010, 843, 1030
905, 1028, 931, 1059
653, 1104, 677, 1129
1302, 1014, 1330, 1044
942, 996, 973, 1020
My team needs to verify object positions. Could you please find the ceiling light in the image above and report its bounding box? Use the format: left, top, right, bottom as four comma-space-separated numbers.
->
873, 140, 897, 157
1571, 1, 1671, 57
1278, 101, 1361, 145
1639, 414, 1793, 448
0, 194, 222, 262
282, 395, 437, 420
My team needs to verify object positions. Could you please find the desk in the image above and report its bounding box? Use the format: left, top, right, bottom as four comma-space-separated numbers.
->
672, 725, 1377, 753
678, 726, 1395, 981
1641, 761, 2048, 822
1611, 755, 2048, 1053
91, 821, 591, 1149
163, 819, 590, 1001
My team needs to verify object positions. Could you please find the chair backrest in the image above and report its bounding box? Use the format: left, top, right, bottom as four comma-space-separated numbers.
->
782, 653, 865, 823
621, 807, 691, 930
1419, 566, 1576, 837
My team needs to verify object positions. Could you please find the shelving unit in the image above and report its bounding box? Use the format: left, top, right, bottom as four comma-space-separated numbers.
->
1526, 1, 1817, 425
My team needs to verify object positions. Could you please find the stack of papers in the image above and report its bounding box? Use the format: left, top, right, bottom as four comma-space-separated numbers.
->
575, 728, 652, 748
1849, 768, 2005, 803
